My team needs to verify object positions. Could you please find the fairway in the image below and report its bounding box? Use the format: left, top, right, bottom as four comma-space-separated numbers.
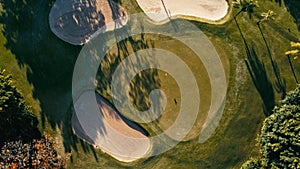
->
0, 0, 300, 168
96, 33, 230, 141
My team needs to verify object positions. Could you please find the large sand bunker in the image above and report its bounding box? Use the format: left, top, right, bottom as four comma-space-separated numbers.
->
72, 91, 151, 162
49, 0, 128, 45
136, 0, 229, 22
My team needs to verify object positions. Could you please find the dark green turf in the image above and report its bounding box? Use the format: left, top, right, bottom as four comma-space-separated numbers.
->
0, 0, 300, 168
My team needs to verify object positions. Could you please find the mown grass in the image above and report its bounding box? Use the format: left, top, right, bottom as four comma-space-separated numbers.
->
67, 0, 300, 168
0, 0, 300, 168
94, 32, 230, 141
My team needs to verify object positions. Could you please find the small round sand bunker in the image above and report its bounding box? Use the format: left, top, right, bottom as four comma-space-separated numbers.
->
49, 0, 128, 45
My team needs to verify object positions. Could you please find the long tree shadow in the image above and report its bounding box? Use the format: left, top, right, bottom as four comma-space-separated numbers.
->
257, 21, 286, 99
234, 13, 278, 116
270, 0, 300, 31
95, 24, 163, 124
245, 45, 275, 116
234, 16, 251, 55
0, 0, 100, 161
284, 0, 300, 31
160, 0, 178, 31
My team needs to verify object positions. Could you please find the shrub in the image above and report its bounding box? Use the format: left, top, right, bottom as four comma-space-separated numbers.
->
258, 104, 300, 168
242, 85, 300, 169
0, 69, 40, 145
0, 137, 66, 168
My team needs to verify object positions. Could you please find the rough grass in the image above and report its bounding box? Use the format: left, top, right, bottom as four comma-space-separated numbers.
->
0, 25, 43, 129
0, 0, 300, 168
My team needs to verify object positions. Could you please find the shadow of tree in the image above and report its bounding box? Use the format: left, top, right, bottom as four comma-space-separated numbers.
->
0, 0, 100, 161
245, 46, 275, 116
95, 26, 162, 124
160, 0, 178, 31
1, 0, 182, 164
49, 0, 107, 45
234, 12, 282, 116
284, 1, 300, 31
0, 70, 41, 146
270, 0, 300, 31
257, 22, 286, 99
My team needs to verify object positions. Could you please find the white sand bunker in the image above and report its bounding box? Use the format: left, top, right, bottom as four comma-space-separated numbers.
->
72, 91, 151, 162
49, 0, 128, 45
136, 0, 229, 22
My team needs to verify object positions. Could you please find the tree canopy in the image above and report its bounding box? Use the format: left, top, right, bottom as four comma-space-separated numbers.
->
0, 69, 66, 168
0, 137, 66, 168
242, 85, 300, 169
0, 69, 40, 145
286, 42, 300, 60
233, 0, 258, 18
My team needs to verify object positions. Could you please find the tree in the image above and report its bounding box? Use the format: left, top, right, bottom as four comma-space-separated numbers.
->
256, 10, 276, 58
0, 70, 66, 168
160, 0, 178, 31
233, 0, 258, 18
241, 85, 300, 169
0, 137, 66, 168
257, 10, 286, 99
244, 46, 275, 116
282, 84, 300, 106
233, 0, 258, 52
258, 104, 300, 168
0, 69, 40, 145
285, 42, 300, 84
241, 159, 266, 169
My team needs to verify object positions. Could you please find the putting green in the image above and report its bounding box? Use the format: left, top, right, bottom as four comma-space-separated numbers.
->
96, 33, 229, 141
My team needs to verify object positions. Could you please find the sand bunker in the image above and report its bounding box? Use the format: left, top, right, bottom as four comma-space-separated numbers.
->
72, 91, 150, 162
49, 0, 128, 45
136, 0, 229, 22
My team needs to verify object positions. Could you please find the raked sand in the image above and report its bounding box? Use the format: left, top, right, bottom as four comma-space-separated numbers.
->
49, 0, 228, 45
72, 91, 151, 162
49, 0, 127, 45
136, 0, 229, 22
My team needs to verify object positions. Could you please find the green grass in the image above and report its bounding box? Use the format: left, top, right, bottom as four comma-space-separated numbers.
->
94, 33, 230, 141
0, 0, 300, 168
0, 25, 42, 128
67, 0, 300, 168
